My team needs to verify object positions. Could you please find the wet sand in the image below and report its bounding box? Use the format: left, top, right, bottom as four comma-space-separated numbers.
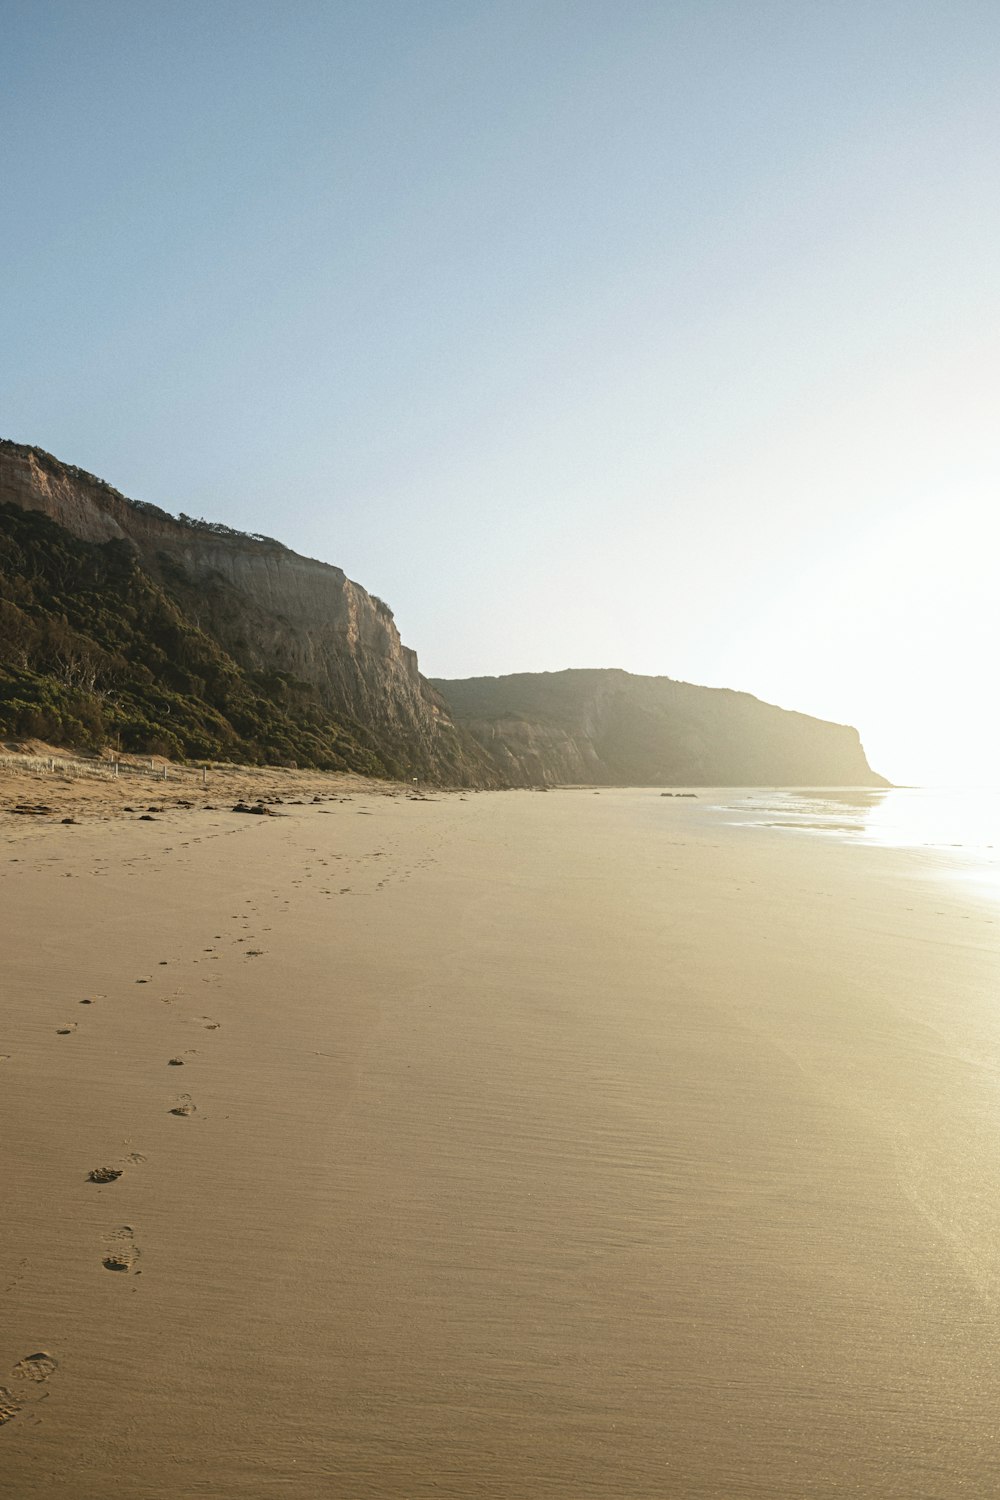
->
3, 787, 1000, 1498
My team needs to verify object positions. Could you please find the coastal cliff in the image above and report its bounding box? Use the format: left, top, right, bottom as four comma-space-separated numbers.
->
430, 670, 888, 787
1, 440, 886, 788
0, 440, 489, 781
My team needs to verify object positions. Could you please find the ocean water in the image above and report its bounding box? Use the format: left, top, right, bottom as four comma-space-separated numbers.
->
716, 785, 1000, 894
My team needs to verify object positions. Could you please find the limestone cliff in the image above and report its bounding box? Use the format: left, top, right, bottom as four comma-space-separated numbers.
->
430, 670, 888, 787
0, 440, 490, 782
1, 440, 886, 788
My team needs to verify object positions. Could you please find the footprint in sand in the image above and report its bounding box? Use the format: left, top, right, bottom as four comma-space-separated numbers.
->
1, 1356, 59, 1422
102, 1226, 140, 1273
12, 1353, 58, 1384
0, 1353, 57, 1427
169, 1094, 197, 1117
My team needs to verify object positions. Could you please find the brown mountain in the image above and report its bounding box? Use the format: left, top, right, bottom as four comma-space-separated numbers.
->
429, 670, 888, 787
1, 440, 886, 788
0, 440, 492, 781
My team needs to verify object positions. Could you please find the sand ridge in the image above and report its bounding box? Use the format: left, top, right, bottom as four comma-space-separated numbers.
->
0, 742, 414, 828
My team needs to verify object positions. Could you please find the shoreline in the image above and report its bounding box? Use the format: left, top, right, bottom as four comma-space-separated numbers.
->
0, 744, 896, 830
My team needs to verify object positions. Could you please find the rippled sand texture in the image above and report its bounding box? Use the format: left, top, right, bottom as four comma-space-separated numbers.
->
3, 788, 1000, 1498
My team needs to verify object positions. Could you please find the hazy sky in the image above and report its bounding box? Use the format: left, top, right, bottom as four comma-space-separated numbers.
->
4, 1, 999, 785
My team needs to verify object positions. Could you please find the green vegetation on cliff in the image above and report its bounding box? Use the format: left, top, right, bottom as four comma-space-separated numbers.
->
0, 502, 388, 772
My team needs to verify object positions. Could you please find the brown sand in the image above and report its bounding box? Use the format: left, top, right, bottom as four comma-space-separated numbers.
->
2, 784, 1000, 1497
0, 742, 395, 822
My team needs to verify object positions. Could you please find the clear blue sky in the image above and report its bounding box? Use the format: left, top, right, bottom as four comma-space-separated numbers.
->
4, 1, 999, 783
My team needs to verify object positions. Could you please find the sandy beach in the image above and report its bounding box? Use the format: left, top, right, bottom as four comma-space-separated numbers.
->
3, 782, 1000, 1498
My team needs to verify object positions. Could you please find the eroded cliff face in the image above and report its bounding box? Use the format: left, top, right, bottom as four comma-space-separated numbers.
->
1, 441, 887, 787
431, 669, 888, 787
0, 441, 488, 782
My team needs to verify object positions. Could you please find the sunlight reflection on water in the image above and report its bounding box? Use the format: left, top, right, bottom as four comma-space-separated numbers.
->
717, 787, 1000, 897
